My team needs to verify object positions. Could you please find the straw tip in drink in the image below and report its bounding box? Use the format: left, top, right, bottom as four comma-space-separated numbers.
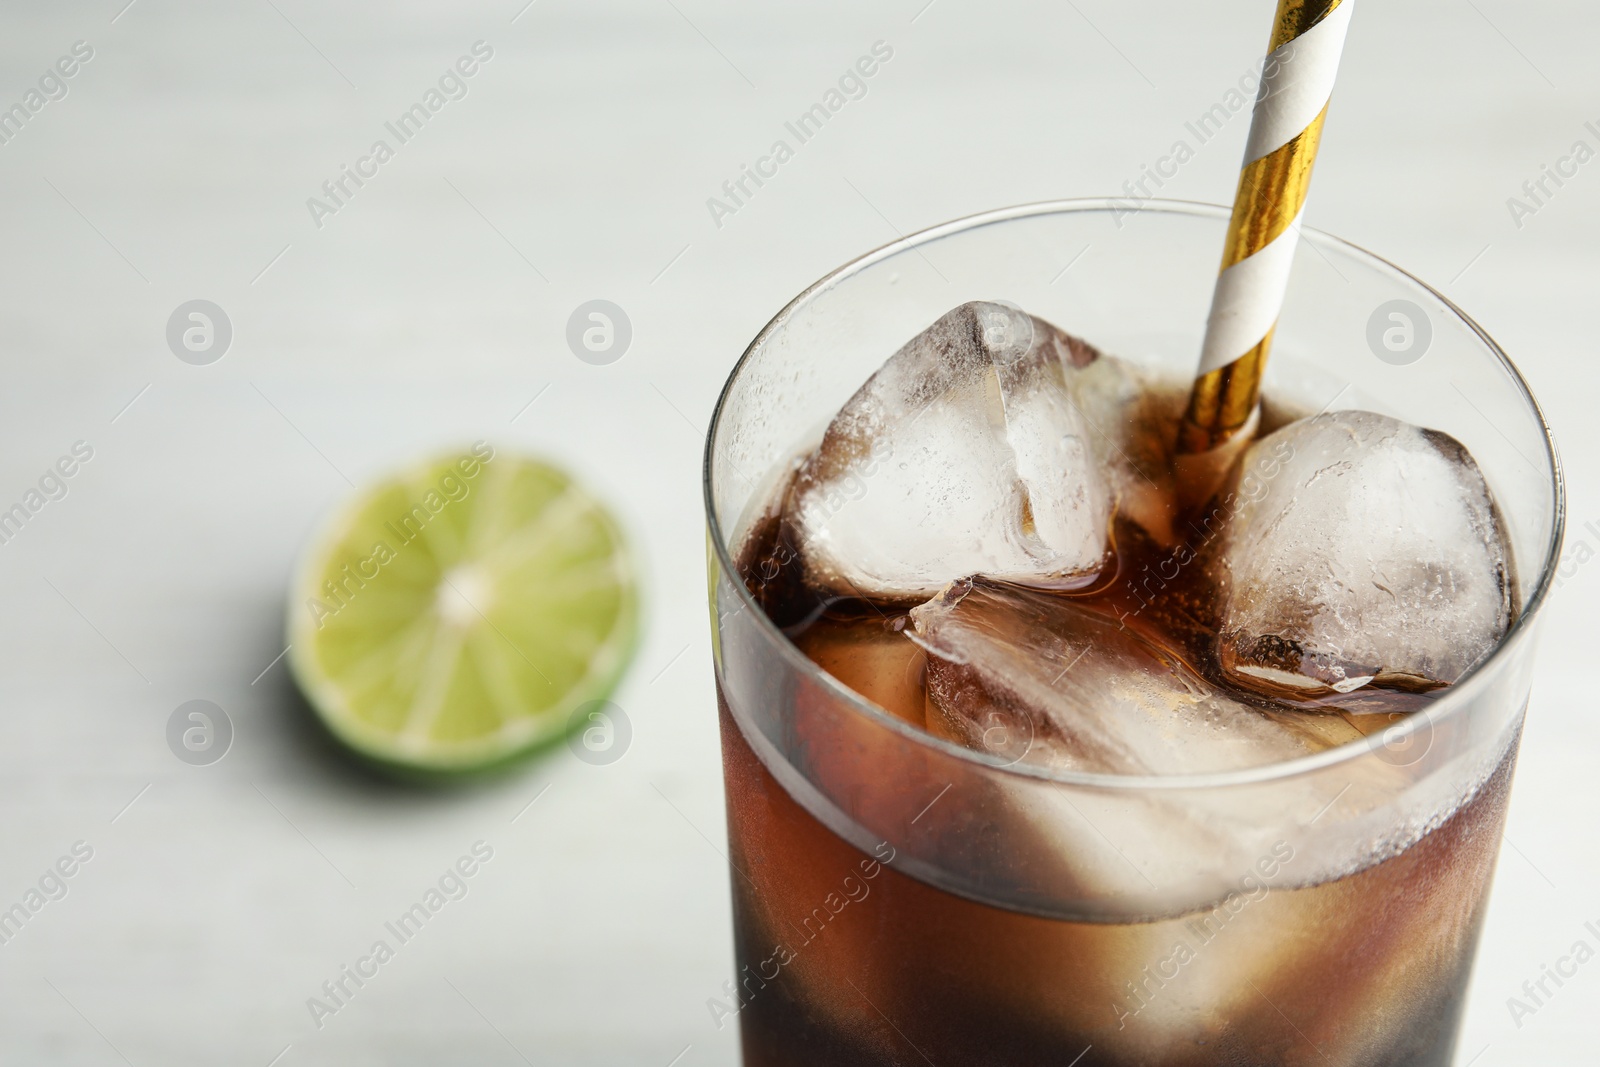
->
1174, 405, 1260, 511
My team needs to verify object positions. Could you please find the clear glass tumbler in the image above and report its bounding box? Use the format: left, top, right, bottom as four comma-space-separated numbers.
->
703, 200, 1564, 1067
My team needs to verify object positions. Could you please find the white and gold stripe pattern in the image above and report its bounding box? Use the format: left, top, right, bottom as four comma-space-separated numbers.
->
1180, 0, 1353, 453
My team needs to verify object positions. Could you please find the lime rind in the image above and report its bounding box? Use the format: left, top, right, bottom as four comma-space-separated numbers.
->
285, 450, 640, 775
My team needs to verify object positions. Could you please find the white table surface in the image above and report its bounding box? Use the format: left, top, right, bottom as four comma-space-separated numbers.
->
0, 1, 1594, 1064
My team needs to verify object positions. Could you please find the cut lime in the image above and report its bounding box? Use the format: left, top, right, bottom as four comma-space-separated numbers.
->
286, 446, 639, 775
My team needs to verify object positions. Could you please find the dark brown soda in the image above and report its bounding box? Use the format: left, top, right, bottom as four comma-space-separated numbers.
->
719, 694, 1512, 1067
719, 401, 1517, 1066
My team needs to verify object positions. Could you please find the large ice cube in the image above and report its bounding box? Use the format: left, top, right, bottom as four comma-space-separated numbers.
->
791, 301, 1173, 600
906, 577, 1378, 911
908, 578, 1354, 776
1212, 410, 1515, 698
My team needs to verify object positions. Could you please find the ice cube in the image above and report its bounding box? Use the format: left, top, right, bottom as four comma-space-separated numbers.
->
791, 301, 1169, 600
908, 578, 1346, 776
1211, 410, 1515, 698
794, 614, 928, 729
906, 577, 1372, 912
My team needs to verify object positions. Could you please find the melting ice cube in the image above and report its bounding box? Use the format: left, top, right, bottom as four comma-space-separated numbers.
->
904, 577, 1385, 915
791, 301, 1175, 600
1211, 410, 1515, 698
908, 578, 1349, 776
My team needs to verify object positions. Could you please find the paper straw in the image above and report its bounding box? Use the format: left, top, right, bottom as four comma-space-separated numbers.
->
1178, 0, 1354, 455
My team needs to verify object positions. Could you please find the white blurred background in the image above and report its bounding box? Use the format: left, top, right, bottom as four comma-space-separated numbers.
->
0, 1, 1593, 1063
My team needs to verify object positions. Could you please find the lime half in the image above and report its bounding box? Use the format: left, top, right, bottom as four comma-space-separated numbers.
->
287, 446, 639, 775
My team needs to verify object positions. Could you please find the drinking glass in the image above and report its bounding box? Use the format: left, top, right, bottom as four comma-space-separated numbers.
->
704, 200, 1564, 1067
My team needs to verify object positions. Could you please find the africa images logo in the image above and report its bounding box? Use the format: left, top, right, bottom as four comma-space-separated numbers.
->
306, 842, 494, 1029
305, 41, 495, 229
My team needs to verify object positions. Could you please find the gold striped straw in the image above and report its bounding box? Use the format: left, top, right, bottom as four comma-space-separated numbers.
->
1178, 0, 1354, 457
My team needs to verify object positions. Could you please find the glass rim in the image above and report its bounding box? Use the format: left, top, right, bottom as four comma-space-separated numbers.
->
702, 197, 1567, 792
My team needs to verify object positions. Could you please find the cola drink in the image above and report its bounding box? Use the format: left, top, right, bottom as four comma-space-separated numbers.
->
705, 206, 1560, 1067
